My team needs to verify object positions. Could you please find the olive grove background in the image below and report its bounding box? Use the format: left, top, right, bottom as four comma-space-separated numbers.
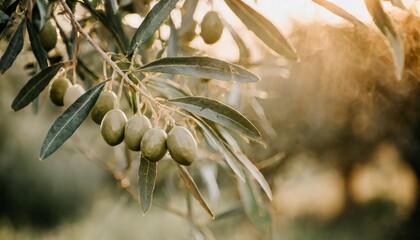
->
0, 0, 420, 239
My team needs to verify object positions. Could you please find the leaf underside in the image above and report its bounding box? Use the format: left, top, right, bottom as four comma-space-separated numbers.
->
139, 56, 260, 82
138, 156, 158, 214
177, 165, 215, 219
224, 0, 298, 60
364, 0, 404, 80
170, 96, 261, 140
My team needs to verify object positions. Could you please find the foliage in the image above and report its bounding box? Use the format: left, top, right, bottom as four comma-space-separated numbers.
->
0, 0, 409, 238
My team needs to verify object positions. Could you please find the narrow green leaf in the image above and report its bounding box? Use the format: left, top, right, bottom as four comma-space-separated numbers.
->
170, 96, 261, 139
147, 78, 192, 98
12, 62, 65, 111
138, 156, 158, 214
0, 18, 26, 74
104, 0, 129, 49
139, 56, 260, 82
224, 0, 297, 60
27, 20, 48, 69
364, 0, 404, 80
218, 127, 272, 200
312, 0, 366, 27
0, 10, 8, 24
127, 0, 179, 56
79, 0, 126, 53
178, 0, 198, 36
238, 174, 272, 239
193, 117, 245, 182
33, 0, 47, 31
225, 23, 250, 65
39, 81, 107, 160
177, 165, 215, 219
167, 18, 178, 57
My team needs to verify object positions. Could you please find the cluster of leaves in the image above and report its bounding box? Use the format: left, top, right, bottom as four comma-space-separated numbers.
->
0, 0, 408, 238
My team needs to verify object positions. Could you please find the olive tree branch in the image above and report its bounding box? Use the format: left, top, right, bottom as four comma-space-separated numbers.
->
58, 0, 157, 104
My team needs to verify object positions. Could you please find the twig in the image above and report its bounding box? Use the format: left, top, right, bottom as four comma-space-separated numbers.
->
58, 0, 156, 105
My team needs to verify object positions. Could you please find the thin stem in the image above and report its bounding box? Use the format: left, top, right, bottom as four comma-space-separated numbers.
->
58, 0, 156, 104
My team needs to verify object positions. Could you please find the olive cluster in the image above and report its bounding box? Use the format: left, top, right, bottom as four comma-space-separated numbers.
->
97, 98, 198, 166
49, 80, 197, 165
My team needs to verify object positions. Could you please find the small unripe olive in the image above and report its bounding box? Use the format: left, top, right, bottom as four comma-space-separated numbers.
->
49, 77, 71, 106
91, 91, 118, 125
39, 20, 58, 52
63, 84, 86, 107
167, 126, 197, 166
200, 11, 224, 44
141, 128, 167, 162
124, 114, 152, 151
100, 109, 127, 146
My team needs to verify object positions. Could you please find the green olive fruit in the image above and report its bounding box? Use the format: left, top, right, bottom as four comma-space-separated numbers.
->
39, 20, 58, 52
100, 109, 127, 146
124, 114, 152, 151
49, 77, 71, 106
63, 84, 86, 107
200, 11, 224, 44
167, 126, 197, 166
180, 21, 197, 43
141, 128, 167, 162
91, 91, 118, 125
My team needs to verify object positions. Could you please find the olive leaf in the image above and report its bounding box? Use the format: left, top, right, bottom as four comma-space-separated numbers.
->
79, 0, 126, 52
33, 0, 47, 31
238, 174, 273, 239
167, 18, 178, 57
0, 18, 26, 74
224, 0, 297, 61
139, 56, 260, 82
312, 0, 365, 27
170, 96, 261, 140
146, 78, 192, 98
177, 165, 215, 219
178, 0, 198, 36
39, 81, 107, 160
193, 117, 245, 182
11, 62, 66, 111
104, 0, 129, 49
138, 156, 158, 214
364, 0, 404, 80
218, 127, 272, 200
127, 0, 180, 56
0, 10, 8, 24
27, 20, 48, 69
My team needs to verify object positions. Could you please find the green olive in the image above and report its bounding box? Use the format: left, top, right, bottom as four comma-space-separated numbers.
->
100, 109, 127, 146
49, 77, 71, 106
141, 128, 167, 162
200, 11, 224, 45
91, 91, 118, 125
63, 84, 86, 107
124, 114, 152, 151
167, 126, 197, 166
39, 20, 58, 52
